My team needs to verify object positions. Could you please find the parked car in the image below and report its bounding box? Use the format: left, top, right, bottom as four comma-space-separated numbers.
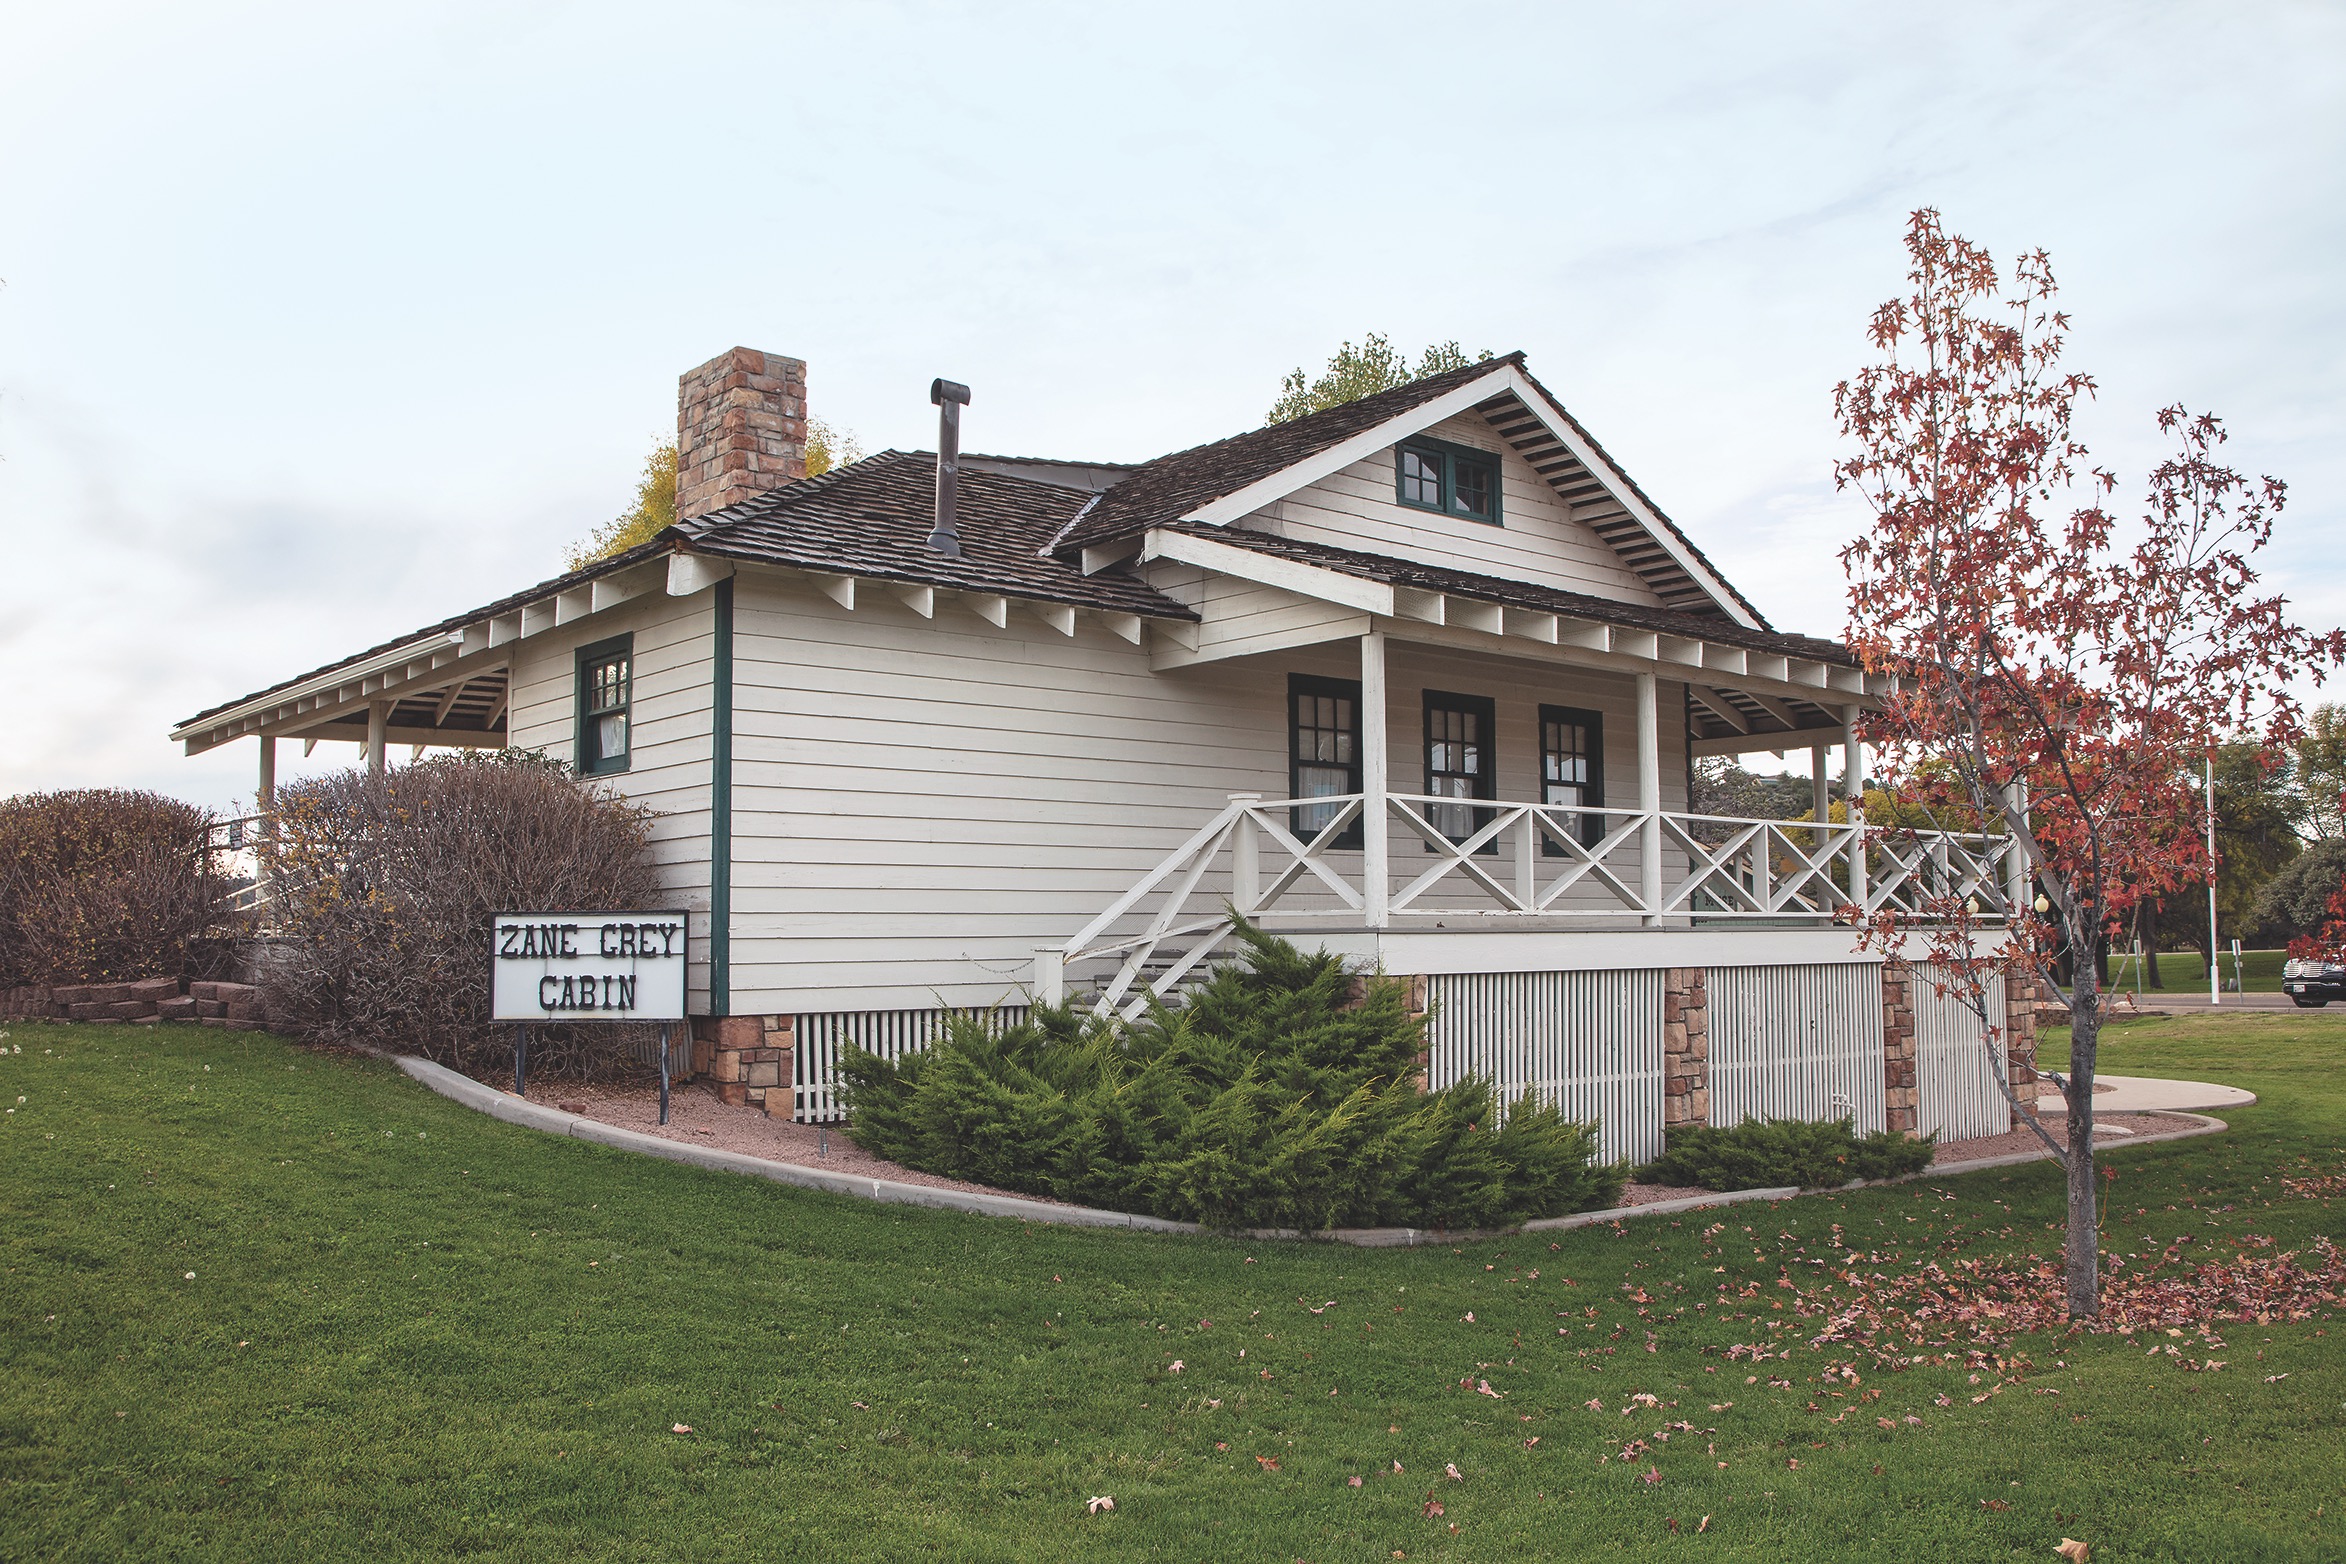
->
2282, 957, 2346, 1008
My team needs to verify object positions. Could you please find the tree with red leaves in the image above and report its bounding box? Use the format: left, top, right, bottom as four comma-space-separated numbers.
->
1834, 210, 2344, 1319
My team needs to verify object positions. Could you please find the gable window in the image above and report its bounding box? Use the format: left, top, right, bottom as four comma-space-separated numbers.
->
576, 634, 634, 776
1289, 674, 1363, 848
1423, 691, 1497, 848
1395, 436, 1503, 525
1539, 704, 1605, 851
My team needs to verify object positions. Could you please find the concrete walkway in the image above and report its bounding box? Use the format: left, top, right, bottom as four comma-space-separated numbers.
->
2040, 1073, 2257, 1113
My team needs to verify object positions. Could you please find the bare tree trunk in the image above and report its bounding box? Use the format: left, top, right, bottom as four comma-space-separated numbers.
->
2064, 924, 2102, 1318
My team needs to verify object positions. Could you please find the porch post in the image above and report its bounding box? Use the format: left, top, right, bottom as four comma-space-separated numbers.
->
1842, 704, 1867, 908
1637, 672, 1662, 925
1361, 631, 1389, 929
2004, 779, 2030, 917
365, 703, 388, 779
256, 735, 277, 896
1810, 744, 1829, 825
1228, 792, 1262, 915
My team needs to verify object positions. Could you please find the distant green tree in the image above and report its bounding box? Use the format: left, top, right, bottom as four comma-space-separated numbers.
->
1267, 334, 1494, 424
2292, 703, 2346, 840
566, 420, 864, 569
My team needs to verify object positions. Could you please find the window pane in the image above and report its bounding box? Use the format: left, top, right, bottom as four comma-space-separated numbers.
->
1451, 456, 1493, 519
597, 712, 628, 760
1399, 448, 1442, 507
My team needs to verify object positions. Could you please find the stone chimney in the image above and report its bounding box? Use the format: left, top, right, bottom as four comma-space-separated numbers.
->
675, 347, 807, 521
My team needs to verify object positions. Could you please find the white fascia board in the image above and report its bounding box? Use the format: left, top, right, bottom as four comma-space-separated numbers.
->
1179, 365, 1520, 529
1492, 363, 1762, 631
1692, 725, 1846, 759
1141, 528, 1397, 616
170, 629, 470, 747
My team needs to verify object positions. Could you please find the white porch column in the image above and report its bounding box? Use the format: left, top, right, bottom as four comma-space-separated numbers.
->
1031, 948, 1065, 1006
1842, 704, 1867, 908
1228, 792, 1262, 914
1810, 744, 1830, 824
2004, 778, 2030, 916
1637, 672, 1662, 925
1361, 631, 1389, 929
365, 703, 388, 779
256, 735, 277, 893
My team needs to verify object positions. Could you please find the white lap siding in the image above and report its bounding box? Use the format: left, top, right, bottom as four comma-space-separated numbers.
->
726, 575, 1692, 1013
1250, 412, 1666, 605
504, 590, 720, 1008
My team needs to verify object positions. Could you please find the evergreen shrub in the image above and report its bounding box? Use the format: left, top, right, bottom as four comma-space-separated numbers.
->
1640, 1115, 1935, 1192
842, 923, 1625, 1231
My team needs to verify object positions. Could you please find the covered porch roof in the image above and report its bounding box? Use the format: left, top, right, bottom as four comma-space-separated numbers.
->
1137, 522, 1880, 757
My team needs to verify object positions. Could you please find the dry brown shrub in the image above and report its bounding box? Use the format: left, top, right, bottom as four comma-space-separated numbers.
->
0, 788, 234, 985
263, 752, 663, 1077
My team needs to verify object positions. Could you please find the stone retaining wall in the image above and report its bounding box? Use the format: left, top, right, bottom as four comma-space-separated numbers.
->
1, 978, 269, 1029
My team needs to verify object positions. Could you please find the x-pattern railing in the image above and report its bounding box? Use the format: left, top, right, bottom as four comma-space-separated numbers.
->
1061, 792, 2019, 1016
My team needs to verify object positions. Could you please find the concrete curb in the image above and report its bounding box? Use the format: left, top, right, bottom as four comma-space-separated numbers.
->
394, 1056, 1202, 1235
393, 1057, 2231, 1245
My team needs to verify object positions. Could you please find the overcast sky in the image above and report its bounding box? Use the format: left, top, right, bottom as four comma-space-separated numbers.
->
4, 0, 2341, 809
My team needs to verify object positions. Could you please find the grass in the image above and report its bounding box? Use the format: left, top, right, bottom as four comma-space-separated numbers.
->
2115, 947, 2287, 994
0, 1015, 2340, 1562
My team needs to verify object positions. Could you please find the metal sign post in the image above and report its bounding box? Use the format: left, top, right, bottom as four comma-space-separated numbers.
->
491, 910, 690, 1108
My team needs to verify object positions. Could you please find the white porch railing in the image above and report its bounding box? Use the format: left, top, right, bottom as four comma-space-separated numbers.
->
1051, 792, 2021, 1017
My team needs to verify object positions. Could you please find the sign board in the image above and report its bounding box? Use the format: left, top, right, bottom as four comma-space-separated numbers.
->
492, 911, 689, 1022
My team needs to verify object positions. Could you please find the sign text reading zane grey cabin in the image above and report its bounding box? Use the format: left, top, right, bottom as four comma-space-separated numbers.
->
492, 912, 689, 1022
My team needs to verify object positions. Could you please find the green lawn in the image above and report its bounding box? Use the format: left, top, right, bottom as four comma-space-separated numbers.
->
2115, 947, 2288, 994
1, 1015, 2341, 1563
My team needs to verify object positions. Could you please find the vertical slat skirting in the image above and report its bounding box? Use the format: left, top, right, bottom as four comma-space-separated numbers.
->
1705, 964, 1887, 1133
1912, 966, 2012, 1142
791, 1006, 1032, 1123
1424, 969, 1665, 1165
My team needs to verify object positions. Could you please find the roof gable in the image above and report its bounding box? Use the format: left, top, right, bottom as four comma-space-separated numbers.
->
1054, 356, 1765, 630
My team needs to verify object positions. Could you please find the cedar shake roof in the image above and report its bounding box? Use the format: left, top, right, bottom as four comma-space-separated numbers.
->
1048, 355, 1529, 556
674, 452, 1194, 618
1183, 524, 1854, 667
174, 455, 1191, 733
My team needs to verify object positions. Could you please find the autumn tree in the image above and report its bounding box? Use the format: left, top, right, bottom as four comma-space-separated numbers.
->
566, 420, 864, 569
1267, 334, 1494, 424
1835, 210, 2343, 1318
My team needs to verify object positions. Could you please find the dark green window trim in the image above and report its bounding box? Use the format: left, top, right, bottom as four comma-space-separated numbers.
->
709, 578, 734, 1018
1539, 703, 1606, 853
1422, 689, 1498, 851
1289, 673, 1364, 850
1395, 435, 1503, 526
574, 634, 634, 777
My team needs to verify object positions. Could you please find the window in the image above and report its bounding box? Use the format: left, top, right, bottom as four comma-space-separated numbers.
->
576, 634, 634, 776
1423, 691, 1497, 847
1539, 704, 1605, 851
1395, 436, 1503, 525
1289, 674, 1362, 848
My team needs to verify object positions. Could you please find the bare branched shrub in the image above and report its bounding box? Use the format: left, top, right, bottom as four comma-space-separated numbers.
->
264, 752, 664, 1076
0, 789, 232, 985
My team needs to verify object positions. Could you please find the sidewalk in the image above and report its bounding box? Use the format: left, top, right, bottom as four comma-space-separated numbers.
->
2038, 1073, 2257, 1114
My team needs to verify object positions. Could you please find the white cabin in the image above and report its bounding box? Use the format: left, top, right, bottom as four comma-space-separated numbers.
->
174, 348, 2038, 1159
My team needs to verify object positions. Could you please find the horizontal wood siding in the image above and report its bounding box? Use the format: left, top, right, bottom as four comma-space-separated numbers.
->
723, 572, 1692, 1012
505, 589, 721, 1008
1256, 411, 1665, 605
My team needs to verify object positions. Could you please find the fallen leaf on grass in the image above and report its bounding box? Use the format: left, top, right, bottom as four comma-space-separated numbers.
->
1524, 1437, 1540, 1448
1422, 1497, 1445, 1518
1256, 1455, 1280, 1472
1445, 1463, 1464, 1481
2055, 1541, 2089, 1562
671, 1424, 693, 1435
1168, 1361, 1184, 1374
1641, 1467, 1662, 1486
1085, 1496, 1115, 1515
2264, 1373, 2290, 1383
1979, 1498, 2010, 1512
851, 1402, 869, 1410
1348, 1476, 1363, 1487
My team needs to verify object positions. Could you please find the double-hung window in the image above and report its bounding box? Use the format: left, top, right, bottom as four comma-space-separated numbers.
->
1289, 674, 1363, 848
576, 634, 634, 776
1539, 704, 1604, 851
1395, 436, 1502, 525
1423, 691, 1497, 848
